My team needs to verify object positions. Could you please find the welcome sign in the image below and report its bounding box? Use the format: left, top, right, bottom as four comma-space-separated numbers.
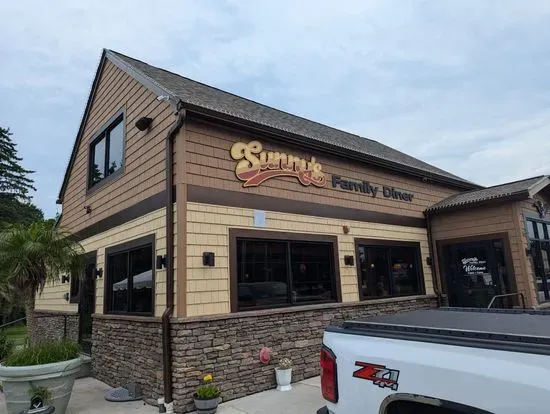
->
230, 140, 327, 188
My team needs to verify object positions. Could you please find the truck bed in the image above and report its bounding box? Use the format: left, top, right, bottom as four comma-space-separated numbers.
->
328, 307, 550, 355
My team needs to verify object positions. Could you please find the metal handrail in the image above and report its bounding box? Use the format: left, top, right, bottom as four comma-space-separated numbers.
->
487, 293, 526, 309
0, 316, 26, 329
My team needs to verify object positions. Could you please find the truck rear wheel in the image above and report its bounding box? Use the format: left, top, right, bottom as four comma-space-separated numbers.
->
386, 401, 467, 414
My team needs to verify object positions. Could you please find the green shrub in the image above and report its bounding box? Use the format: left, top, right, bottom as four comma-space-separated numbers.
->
0, 330, 15, 362
195, 374, 220, 400
4, 341, 80, 367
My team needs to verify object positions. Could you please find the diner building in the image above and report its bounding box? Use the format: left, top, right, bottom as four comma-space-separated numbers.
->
33, 49, 549, 412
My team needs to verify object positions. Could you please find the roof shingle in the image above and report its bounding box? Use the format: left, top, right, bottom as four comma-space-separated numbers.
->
426, 175, 549, 213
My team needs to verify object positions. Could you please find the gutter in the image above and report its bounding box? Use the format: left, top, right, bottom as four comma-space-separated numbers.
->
424, 211, 442, 307
161, 103, 186, 411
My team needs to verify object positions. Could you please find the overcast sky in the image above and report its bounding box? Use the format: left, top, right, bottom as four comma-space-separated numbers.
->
1, 1, 550, 218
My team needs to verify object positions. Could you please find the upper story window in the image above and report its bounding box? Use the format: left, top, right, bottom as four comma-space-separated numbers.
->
527, 219, 549, 241
88, 113, 124, 188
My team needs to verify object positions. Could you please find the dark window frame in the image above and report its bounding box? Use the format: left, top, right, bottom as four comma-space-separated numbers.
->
87, 108, 126, 193
104, 234, 155, 316
526, 217, 549, 241
229, 229, 341, 312
354, 238, 426, 301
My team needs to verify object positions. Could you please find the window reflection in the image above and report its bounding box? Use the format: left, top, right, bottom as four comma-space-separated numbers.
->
236, 239, 336, 310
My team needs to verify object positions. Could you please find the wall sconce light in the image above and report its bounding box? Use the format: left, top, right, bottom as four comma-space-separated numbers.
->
203, 252, 215, 267
156, 255, 167, 269
95, 268, 103, 279
344, 255, 354, 266
343, 225, 350, 234
63, 292, 70, 302
135, 117, 153, 131
426, 257, 432, 266
61, 275, 70, 284
84, 205, 92, 214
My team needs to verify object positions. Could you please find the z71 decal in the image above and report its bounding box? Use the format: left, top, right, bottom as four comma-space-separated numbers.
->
352, 361, 400, 391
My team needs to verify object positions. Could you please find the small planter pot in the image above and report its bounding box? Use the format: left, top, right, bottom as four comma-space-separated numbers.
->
193, 394, 219, 414
0, 357, 82, 414
275, 367, 292, 391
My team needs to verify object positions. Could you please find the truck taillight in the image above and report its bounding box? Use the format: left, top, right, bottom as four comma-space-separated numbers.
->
320, 345, 338, 403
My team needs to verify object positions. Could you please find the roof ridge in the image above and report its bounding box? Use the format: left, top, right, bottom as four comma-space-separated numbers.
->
108, 49, 381, 145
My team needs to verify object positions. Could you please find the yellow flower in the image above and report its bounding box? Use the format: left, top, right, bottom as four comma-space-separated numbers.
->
203, 374, 213, 382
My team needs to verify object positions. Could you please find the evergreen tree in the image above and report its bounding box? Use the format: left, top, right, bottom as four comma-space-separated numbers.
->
0, 127, 36, 201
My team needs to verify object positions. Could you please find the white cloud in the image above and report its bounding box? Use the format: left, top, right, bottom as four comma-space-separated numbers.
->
0, 0, 549, 216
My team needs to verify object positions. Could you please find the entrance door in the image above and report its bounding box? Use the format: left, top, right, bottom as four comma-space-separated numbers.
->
531, 241, 550, 302
79, 253, 96, 355
441, 239, 510, 308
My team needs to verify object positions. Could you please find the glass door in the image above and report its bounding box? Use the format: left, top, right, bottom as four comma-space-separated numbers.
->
79, 253, 96, 355
532, 241, 550, 302
442, 240, 505, 308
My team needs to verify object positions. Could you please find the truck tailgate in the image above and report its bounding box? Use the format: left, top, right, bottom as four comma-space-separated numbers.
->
322, 328, 550, 413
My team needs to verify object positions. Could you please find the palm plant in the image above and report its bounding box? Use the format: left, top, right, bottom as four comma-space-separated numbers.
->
0, 221, 83, 343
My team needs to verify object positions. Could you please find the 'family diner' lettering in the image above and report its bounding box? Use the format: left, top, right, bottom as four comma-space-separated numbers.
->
332, 175, 414, 202
230, 141, 327, 188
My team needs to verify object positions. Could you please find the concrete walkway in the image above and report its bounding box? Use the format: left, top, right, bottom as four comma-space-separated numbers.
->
0, 376, 323, 414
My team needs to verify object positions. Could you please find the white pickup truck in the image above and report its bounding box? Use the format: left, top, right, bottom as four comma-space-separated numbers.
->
317, 307, 550, 414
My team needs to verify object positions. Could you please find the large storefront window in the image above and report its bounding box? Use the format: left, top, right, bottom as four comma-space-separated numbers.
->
440, 238, 512, 308
105, 236, 154, 315
526, 218, 550, 302
236, 237, 337, 311
356, 240, 423, 300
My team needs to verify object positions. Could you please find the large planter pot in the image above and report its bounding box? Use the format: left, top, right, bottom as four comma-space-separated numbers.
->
275, 368, 292, 391
193, 394, 219, 414
0, 357, 82, 414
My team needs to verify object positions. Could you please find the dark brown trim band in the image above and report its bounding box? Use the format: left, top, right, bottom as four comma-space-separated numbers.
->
72, 189, 175, 241
188, 185, 426, 228
229, 228, 342, 313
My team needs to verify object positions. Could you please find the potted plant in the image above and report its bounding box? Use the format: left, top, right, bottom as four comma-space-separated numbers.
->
0, 340, 81, 413
0, 222, 84, 414
275, 357, 292, 391
193, 373, 220, 414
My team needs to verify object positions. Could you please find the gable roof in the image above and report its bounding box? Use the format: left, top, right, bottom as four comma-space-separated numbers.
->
426, 175, 550, 214
58, 49, 478, 202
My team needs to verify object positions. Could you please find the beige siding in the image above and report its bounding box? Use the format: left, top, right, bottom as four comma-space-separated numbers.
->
59, 59, 174, 234
36, 205, 177, 317
186, 201, 433, 317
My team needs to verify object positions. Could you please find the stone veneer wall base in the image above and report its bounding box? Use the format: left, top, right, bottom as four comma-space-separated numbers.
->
89, 296, 436, 413
31, 310, 79, 344
171, 295, 437, 412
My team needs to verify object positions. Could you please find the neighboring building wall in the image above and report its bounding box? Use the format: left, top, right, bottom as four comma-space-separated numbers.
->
186, 201, 434, 317
36, 205, 177, 318
185, 119, 459, 219
516, 193, 550, 307
58, 59, 174, 235
430, 203, 531, 306
170, 295, 437, 413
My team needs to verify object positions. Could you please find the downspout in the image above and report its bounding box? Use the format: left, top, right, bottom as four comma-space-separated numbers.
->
425, 211, 443, 307
162, 103, 186, 411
